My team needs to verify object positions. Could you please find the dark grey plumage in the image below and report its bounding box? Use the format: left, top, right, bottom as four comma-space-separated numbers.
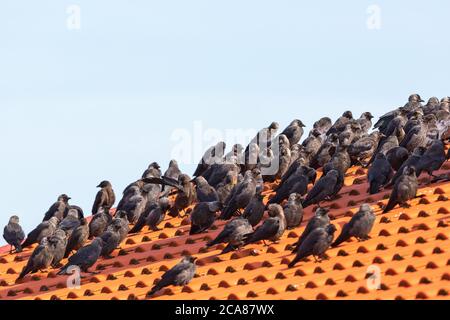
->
58, 238, 103, 274
357, 112, 374, 133
195, 176, 219, 202
142, 162, 162, 179
283, 193, 304, 229
268, 166, 310, 205
193, 142, 226, 177
18, 238, 55, 280
243, 204, 286, 245
100, 221, 122, 258
310, 134, 339, 169
288, 224, 337, 268
42, 194, 70, 222
64, 218, 89, 258
313, 117, 333, 135
220, 171, 257, 220
216, 171, 238, 204
388, 147, 426, 187
386, 146, 410, 171
292, 208, 330, 253
3, 215, 25, 253
168, 174, 197, 218
328, 144, 351, 175
207, 218, 254, 254
89, 208, 113, 239
384, 166, 418, 213
49, 229, 68, 267
414, 140, 446, 178
190, 201, 222, 235
302, 170, 340, 208
280, 120, 305, 147
242, 187, 265, 227
332, 204, 376, 247
92, 180, 116, 215
107, 211, 130, 244
400, 123, 428, 153
327, 111, 354, 135
148, 256, 197, 297
348, 131, 381, 165
144, 198, 171, 232
58, 209, 81, 236
368, 153, 393, 194
22, 217, 59, 249
160, 160, 182, 197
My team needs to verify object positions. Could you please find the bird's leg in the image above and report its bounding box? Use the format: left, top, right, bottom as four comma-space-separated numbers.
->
313, 256, 320, 263
262, 240, 269, 247
9, 245, 13, 254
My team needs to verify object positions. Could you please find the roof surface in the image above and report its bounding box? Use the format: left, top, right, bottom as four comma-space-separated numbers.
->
1, 165, 449, 301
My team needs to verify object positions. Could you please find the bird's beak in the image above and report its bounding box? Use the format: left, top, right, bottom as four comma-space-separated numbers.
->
96, 184, 101, 188
68, 197, 72, 200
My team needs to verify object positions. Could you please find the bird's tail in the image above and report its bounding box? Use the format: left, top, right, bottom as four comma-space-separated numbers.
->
369, 182, 381, 195
57, 265, 68, 275
147, 285, 161, 297
331, 231, 349, 248
21, 238, 33, 249
288, 257, 299, 269
383, 197, 397, 213
221, 243, 236, 255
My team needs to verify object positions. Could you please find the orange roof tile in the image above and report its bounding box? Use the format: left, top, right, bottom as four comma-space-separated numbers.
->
1, 165, 449, 301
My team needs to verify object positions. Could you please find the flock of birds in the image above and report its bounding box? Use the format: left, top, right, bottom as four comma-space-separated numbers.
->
3, 94, 450, 297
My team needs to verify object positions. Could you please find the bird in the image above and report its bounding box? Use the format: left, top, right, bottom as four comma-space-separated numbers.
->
386, 146, 410, 171
368, 153, 393, 194
268, 166, 310, 205
89, 207, 113, 239
310, 134, 339, 169
100, 220, 122, 258
368, 134, 399, 165
193, 142, 226, 177
243, 204, 286, 245
348, 131, 381, 166
147, 256, 197, 297
122, 190, 148, 224
64, 218, 89, 258
42, 194, 71, 222
58, 209, 81, 236
107, 211, 130, 244
400, 122, 428, 153
247, 122, 279, 150
313, 117, 333, 135
92, 180, 116, 215
288, 224, 337, 268
242, 186, 265, 227
357, 112, 374, 133
328, 144, 351, 175
283, 193, 304, 230
160, 160, 182, 197
302, 170, 340, 208
142, 162, 162, 179
280, 119, 306, 147
387, 147, 426, 187
161, 174, 196, 218
216, 171, 238, 204
384, 166, 418, 213
189, 201, 222, 235
48, 229, 68, 268
291, 208, 330, 253
327, 111, 354, 135
3, 215, 25, 253
206, 218, 254, 254
414, 140, 446, 178
332, 204, 376, 247
58, 238, 104, 275
195, 177, 219, 202
17, 237, 55, 280
220, 170, 257, 220
301, 129, 323, 163
144, 198, 171, 232
22, 217, 59, 249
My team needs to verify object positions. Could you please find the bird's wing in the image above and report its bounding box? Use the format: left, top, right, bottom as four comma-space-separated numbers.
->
92, 190, 106, 214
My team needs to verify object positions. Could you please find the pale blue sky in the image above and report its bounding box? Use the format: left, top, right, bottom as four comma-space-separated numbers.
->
1, 1, 449, 243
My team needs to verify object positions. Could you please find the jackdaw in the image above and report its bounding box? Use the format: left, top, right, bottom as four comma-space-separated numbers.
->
302, 170, 340, 208
190, 201, 222, 235
242, 186, 265, 227
92, 180, 116, 215
64, 218, 89, 258
243, 204, 286, 245
291, 208, 330, 252
58, 238, 103, 275
17, 237, 55, 280
368, 153, 393, 194
384, 166, 418, 213
42, 194, 70, 222
283, 193, 304, 229
3, 215, 25, 253
22, 217, 59, 249
89, 207, 113, 239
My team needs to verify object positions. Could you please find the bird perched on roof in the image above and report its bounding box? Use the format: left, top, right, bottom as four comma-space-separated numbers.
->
414, 140, 446, 179
268, 166, 310, 205
387, 147, 426, 187
206, 218, 253, 254
327, 111, 354, 135
3, 215, 25, 253
400, 122, 428, 153
291, 208, 330, 253
122, 189, 148, 224
368, 134, 399, 165
328, 144, 351, 175
384, 166, 418, 213
313, 117, 333, 135
243, 204, 286, 246
147, 256, 197, 297
42, 194, 71, 222
357, 112, 374, 133
49, 229, 68, 268
92, 180, 116, 215
58, 238, 103, 275
168, 174, 197, 218
100, 220, 122, 258
283, 193, 304, 230
160, 160, 182, 197
142, 198, 171, 232
193, 142, 226, 177
423, 97, 441, 115
301, 129, 323, 163
22, 216, 59, 249
386, 146, 410, 171
107, 210, 129, 244
142, 162, 162, 179
280, 119, 306, 147
216, 171, 238, 204
64, 218, 89, 258
310, 133, 339, 169
403, 93, 424, 111
58, 209, 81, 237
248, 122, 279, 150
220, 170, 257, 220
242, 186, 265, 227
348, 131, 381, 166
302, 170, 340, 208
368, 153, 393, 194
332, 204, 376, 248
17, 237, 55, 280
288, 224, 337, 268
195, 176, 219, 202
89, 207, 113, 239
189, 201, 222, 235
